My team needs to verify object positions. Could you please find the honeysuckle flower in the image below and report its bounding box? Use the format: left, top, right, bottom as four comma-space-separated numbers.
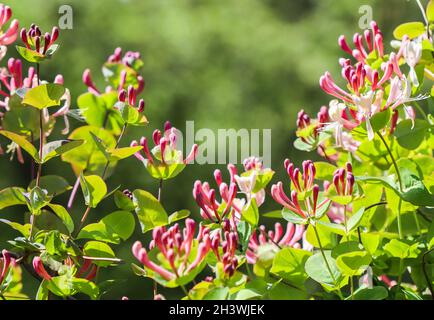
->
132, 219, 211, 281
271, 160, 329, 219
338, 21, 383, 63
402, 38, 422, 87
116, 85, 145, 113
82, 47, 145, 96
246, 222, 305, 264
20, 24, 58, 57
51, 74, 71, 135
333, 163, 355, 196
234, 157, 272, 208
131, 121, 198, 179
0, 249, 12, 285
210, 230, 239, 277
193, 164, 242, 223
0, 4, 19, 59
378, 274, 397, 289
32, 256, 52, 281
76, 258, 98, 281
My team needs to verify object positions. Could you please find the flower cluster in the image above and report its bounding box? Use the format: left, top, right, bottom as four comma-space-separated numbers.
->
193, 164, 240, 223
0, 4, 18, 59
209, 221, 239, 277
246, 222, 306, 264
20, 24, 59, 56
132, 219, 211, 281
82, 47, 145, 96
131, 121, 198, 179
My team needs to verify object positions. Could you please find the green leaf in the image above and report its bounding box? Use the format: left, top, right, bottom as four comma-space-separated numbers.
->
393, 119, 429, 150
270, 248, 311, 287
23, 186, 52, 215
0, 130, 40, 162
236, 221, 253, 253
22, 84, 65, 110
36, 280, 49, 300
393, 22, 426, 39
262, 210, 282, 218
77, 210, 135, 243
242, 198, 259, 227
80, 174, 107, 208
0, 219, 31, 238
360, 233, 381, 255
132, 189, 168, 233
16, 46, 46, 63
352, 286, 388, 300
384, 239, 411, 259
306, 222, 337, 249
28, 175, 71, 196
282, 208, 308, 225
41, 139, 84, 163
347, 207, 365, 232
113, 190, 135, 211
313, 162, 337, 180
336, 251, 372, 276
428, 0, 434, 23
395, 158, 434, 206
203, 287, 229, 300
0, 187, 26, 210
108, 146, 143, 161
83, 241, 116, 267
47, 204, 74, 234
61, 125, 117, 175
305, 251, 342, 287
168, 209, 190, 224
71, 278, 99, 300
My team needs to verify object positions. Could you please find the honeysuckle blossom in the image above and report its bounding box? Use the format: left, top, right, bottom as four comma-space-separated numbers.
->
271, 160, 329, 219
82, 47, 145, 95
20, 24, 58, 56
76, 258, 98, 281
132, 219, 211, 281
338, 21, 384, 63
332, 162, 355, 197
234, 157, 272, 208
116, 84, 145, 113
403, 38, 422, 87
209, 229, 239, 277
193, 164, 241, 223
0, 249, 12, 285
246, 222, 305, 264
0, 4, 19, 60
32, 256, 52, 281
131, 121, 198, 178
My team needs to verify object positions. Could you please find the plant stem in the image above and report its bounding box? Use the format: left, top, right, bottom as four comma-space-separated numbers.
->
422, 248, 434, 300
312, 224, 344, 299
180, 284, 191, 300
152, 178, 164, 298
76, 123, 128, 233
397, 259, 404, 287
343, 205, 348, 240
376, 131, 403, 239
101, 123, 128, 180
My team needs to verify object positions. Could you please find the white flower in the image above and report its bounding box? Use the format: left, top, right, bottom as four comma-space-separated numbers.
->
403, 40, 422, 87
326, 99, 347, 146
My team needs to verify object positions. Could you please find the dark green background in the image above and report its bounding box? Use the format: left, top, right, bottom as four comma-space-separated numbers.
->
0, 0, 421, 299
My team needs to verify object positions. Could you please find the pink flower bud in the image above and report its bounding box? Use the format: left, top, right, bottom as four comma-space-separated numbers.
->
118, 89, 126, 102
137, 99, 145, 113
32, 257, 52, 281
51, 27, 59, 43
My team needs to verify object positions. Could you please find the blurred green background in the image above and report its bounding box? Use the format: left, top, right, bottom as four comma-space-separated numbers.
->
0, 0, 422, 299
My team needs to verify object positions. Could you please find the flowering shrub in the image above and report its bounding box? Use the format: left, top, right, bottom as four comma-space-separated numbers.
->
0, 1, 433, 301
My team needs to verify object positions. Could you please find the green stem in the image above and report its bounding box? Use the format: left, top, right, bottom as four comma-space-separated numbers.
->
101, 123, 127, 180
377, 132, 403, 239
413, 101, 428, 121
312, 224, 344, 299
343, 205, 348, 240
180, 284, 191, 300
422, 248, 434, 300
397, 259, 404, 287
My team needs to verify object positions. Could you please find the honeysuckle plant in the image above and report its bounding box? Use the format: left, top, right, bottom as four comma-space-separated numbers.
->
0, 0, 433, 301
